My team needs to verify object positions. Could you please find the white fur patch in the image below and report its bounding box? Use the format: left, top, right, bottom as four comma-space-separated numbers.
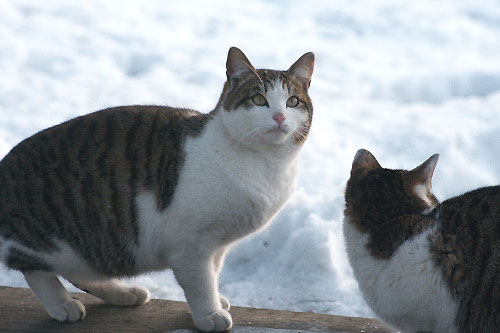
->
343, 218, 458, 333
414, 184, 432, 206
132, 191, 171, 273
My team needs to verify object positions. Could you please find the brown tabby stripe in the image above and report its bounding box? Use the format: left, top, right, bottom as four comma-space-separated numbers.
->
18, 187, 47, 247
429, 186, 500, 332
125, 112, 143, 245
96, 112, 117, 178
0, 106, 209, 276
6, 248, 53, 272
144, 112, 161, 188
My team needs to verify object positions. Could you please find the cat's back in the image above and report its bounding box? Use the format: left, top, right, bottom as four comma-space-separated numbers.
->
430, 185, 500, 332
0, 105, 207, 198
431, 185, 500, 268
437, 185, 500, 226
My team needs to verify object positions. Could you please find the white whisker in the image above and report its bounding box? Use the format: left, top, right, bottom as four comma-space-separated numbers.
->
236, 127, 261, 145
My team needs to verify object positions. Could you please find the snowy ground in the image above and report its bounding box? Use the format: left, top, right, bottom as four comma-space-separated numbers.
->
1, 0, 500, 318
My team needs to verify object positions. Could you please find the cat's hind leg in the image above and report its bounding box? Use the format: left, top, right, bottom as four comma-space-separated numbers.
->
24, 271, 86, 322
71, 279, 150, 306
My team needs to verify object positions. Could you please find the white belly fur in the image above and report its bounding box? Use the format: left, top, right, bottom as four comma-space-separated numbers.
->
343, 218, 458, 333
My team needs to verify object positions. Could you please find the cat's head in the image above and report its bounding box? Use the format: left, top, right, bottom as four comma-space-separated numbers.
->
345, 149, 440, 222
217, 47, 314, 147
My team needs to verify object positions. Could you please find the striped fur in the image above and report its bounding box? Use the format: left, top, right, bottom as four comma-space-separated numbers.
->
344, 149, 500, 332
0, 106, 209, 276
0, 47, 314, 331
430, 186, 500, 332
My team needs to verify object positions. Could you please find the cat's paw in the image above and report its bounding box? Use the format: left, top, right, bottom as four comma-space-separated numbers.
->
219, 295, 230, 311
193, 309, 232, 332
106, 285, 151, 306
47, 297, 86, 322
127, 285, 151, 305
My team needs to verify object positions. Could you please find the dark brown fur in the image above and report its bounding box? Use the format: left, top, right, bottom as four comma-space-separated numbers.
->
345, 152, 438, 259
430, 186, 500, 332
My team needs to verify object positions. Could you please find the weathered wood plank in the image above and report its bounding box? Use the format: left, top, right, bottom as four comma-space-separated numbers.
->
0, 286, 392, 332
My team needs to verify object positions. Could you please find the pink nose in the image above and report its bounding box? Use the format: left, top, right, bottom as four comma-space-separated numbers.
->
273, 113, 286, 124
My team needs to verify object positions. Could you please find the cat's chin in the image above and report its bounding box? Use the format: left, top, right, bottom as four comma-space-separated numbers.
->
266, 127, 289, 135
234, 130, 291, 147
262, 128, 292, 145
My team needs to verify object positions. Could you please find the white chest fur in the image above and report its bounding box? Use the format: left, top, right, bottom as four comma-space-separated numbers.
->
343, 218, 458, 333
133, 113, 300, 272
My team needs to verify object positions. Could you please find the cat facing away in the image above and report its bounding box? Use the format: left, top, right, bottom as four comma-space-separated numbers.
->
0, 47, 315, 331
344, 149, 500, 333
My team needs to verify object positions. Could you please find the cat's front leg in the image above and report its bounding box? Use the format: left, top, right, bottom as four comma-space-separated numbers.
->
171, 251, 232, 332
214, 247, 230, 311
213, 247, 227, 277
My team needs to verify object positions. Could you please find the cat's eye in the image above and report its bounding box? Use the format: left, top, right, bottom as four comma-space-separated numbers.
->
286, 96, 300, 108
252, 94, 268, 106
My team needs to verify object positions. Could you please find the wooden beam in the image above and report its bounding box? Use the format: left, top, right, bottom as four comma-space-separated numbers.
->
0, 286, 393, 332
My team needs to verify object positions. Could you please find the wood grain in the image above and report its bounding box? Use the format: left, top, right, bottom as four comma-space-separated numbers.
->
0, 286, 393, 332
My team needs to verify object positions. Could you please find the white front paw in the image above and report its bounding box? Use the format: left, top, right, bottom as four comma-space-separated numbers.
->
47, 298, 86, 322
193, 309, 232, 332
219, 295, 230, 311
126, 285, 151, 305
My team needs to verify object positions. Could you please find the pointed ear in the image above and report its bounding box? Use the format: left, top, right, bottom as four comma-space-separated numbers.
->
287, 52, 315, 87
226, 47, 261, 87
351, 149, 382, 173
411, 154, 439, 190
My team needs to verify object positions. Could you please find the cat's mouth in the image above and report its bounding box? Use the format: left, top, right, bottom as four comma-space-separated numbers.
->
267, 124, 289, 134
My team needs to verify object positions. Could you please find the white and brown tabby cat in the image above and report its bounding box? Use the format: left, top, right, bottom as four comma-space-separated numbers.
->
344, 149, 500, 333
0, 47, 314, 331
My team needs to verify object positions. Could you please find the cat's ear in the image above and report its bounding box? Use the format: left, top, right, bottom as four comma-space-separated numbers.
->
226, 47, 261, 87
287, 52, 315, 87
410, 154, 439, 190
351, 149, 382, 173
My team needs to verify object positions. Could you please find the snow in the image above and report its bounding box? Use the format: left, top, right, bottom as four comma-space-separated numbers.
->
1, 0, 500, 319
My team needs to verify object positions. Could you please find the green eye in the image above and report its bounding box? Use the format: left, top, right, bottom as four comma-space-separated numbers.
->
286, 96, 300, 108
252, 94, 268, 106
